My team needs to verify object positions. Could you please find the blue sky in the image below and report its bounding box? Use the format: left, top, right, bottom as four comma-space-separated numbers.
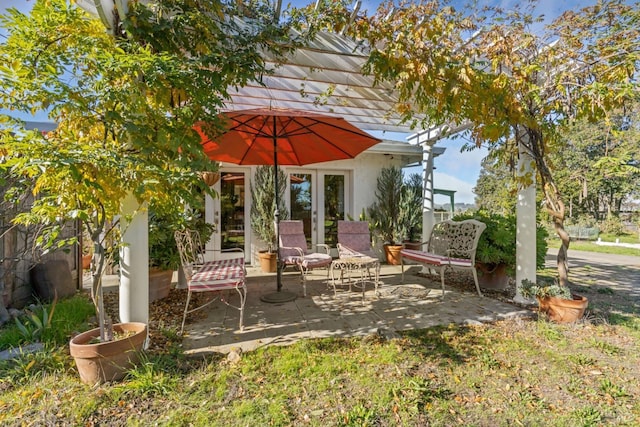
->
2, 0, 595, 204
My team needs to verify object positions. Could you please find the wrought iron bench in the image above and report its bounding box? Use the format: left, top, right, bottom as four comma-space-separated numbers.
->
400, 219, 486, 298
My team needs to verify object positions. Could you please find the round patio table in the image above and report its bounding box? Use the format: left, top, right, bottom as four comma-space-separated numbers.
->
329, 256, 380, 303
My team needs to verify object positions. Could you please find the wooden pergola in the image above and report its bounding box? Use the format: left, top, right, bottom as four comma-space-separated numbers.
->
75, 0, 539, 324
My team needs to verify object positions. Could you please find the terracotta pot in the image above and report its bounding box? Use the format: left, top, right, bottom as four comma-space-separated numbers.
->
148, 268, 173, 302
476, 263, 510, 290
402, 240, 422, 251
258, 250, 277, 273
82, 254, 92, 270
69, 322, 147, 384
383, 244, 403, 265
537, 294, 588, 323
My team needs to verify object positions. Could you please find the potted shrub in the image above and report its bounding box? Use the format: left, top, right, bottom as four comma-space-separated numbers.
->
148, 210, 214, 302
453, 210, 548, 290
368, 166, 404, 264
148, 211, 178, 302
69, 321, 148, 384
519, 278, 588, 323
250, 165, 288, 272
398, 173, 423, 250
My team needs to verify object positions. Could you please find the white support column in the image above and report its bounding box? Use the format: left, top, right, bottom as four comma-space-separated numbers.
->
204, 191, 215, 262
514, 130, 537, 304
421, 144, 435, 240
119, 193, 149, 324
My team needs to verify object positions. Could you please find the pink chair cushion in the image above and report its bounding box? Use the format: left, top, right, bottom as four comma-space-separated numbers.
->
282, 252, 332, 268
337, 244, 377, 259
400, 249, 445, 266
300, 252, 332, 269
189, 258, 245, 292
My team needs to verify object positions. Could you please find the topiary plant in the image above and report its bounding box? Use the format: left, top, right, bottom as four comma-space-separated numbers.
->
398, 173, 423, 243
250, 165, 288, 252
368, 166, 403, 245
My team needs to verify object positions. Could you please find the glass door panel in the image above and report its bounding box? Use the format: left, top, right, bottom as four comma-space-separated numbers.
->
322, 174, 345, 248
289, 173, 313, 247
220, 172, 246, 251
288, 170, 350, 251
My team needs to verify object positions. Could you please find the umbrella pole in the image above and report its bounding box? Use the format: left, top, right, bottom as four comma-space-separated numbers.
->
261, 119, 296, 303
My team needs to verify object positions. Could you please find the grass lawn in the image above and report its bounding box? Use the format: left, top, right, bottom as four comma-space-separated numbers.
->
547, 239, 640, 257
1, 290, 639, 426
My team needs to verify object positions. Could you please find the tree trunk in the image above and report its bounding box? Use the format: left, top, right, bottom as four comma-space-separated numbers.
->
593, 198, 600, 221
88, 212, 112, 342
526, 127, 570, 289
0, 227, 16, 324
552, 215, 570, 288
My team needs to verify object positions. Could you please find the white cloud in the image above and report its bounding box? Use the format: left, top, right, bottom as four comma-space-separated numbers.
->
433, 172, 476, 205
436, 144, 487, 182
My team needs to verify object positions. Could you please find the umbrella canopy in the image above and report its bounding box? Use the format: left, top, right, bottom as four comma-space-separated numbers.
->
197, 108, 381, 302
198, 108, 382, 166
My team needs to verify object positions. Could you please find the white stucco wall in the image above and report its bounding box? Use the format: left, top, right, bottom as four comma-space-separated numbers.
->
217, 151, 414, 266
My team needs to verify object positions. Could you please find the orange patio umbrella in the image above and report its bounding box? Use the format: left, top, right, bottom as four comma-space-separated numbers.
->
197, 108, 381, 302
198, 108, 381, 165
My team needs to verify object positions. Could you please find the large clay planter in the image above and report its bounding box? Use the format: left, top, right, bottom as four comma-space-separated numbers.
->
69, 322, 147, 384
476, 263, 510, 290
258, 251, 277, 273
383, 244, 403, 265
537, 294, 588, 323
148, 268, 173, 302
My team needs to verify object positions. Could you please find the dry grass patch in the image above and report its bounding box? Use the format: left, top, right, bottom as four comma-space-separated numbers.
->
2, 314, 639, 426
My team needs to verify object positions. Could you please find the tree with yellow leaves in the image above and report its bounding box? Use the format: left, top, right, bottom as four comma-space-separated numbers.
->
351, 0, 640, 289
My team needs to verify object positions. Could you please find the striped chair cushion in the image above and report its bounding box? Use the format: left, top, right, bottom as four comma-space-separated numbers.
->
189, 258, 245, 292
441, 257, 472, 267
400, 249, 445, 266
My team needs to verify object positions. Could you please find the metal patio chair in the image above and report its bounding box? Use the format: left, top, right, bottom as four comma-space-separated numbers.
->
336, 220, 377, 259
174, 229, 246, 334
277, 220, 332, 297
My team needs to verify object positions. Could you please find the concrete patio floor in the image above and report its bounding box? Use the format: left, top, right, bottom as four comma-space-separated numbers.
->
181, 264, 533, 356
87, 248, 639, 356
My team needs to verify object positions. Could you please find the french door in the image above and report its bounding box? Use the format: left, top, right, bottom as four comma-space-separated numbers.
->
207, 169, 250, 261
287, 170, 349, 252
206, 168, 349, 262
